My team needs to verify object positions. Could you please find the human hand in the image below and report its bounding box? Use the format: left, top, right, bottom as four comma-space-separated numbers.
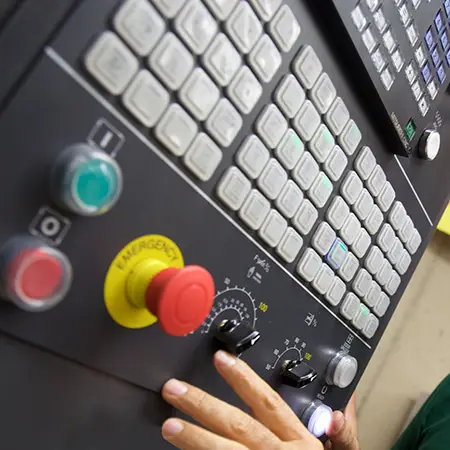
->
161, 350, 359, 449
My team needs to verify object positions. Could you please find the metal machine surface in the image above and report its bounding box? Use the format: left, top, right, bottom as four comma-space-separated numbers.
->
0, 0, 449, 448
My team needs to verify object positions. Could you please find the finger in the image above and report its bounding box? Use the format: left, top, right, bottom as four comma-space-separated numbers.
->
326, 411, 359, 450
162, 378, 279, 449
344, 394, 358, 435
162, 418, 247, 450
213, 350, 309, 442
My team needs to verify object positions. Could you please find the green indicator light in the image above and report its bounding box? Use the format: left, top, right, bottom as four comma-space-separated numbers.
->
74, 160, 118, 210
325, 131, 334, 143
338, 243, 347, 252
292, 135, 303, 148
362, 305, 370, 316
405, 119, 417, 141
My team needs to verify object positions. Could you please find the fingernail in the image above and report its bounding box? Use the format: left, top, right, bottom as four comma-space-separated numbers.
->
215, 350, 237, 367
164, 379, 188, 396
162, 419, 184, 438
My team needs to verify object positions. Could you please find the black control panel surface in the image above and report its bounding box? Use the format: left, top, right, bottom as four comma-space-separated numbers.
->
0, 1, 449, 449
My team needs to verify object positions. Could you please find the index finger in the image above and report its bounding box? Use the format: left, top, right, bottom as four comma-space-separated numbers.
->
213, 351, 311, 442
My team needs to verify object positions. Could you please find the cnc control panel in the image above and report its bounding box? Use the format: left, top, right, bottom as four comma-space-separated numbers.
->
0, 1, 450, 449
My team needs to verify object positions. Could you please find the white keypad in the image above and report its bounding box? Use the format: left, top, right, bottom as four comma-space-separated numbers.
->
175, 0, 217, 54
371, 47, 387, 72
362, 27, 377, 53
293, 45, 323, 89
293, 199, 318, 235
239, 189, 270, 230
385, 271, 401, 296
326, 238, 348, 269
353, 304, 371, 330
405, 63, 417, 85
85, 31, 139, 95
326, 196, 350, 230
389, 201, 407, 231
427, 80, 438, 101
312, 264, 335, 295
399, 216, 414, 244
248, 34, 282, 83
366, 164, 386, 197
353, 269, 372, 297
364, 281, 382, 308
114, 0, 165, 56
377, 224, 396, 253
340, 293, 361, 321
217, 167, 252, 210
325, 277, 346, 306
250, 0, 282, 21
376, 181, 395, 212
275, 75, 306, 118
155, 104, 197, 156
150, 32, 194, 90
179, 68, 220, 121
382, 29, 396, 54
312, 222, 336, 256
275, 129, 304, 170
152, 0, 186, 18
268, 5, 301, 52
387, 237, 403, 265
308, 172, 333, 208
338, 252, 359, 282
351, 5, 367, 32
204, 0, 238, 20
406, 229, 421, 255
293, 100, 321, 142
310, 73, 337, 114
365, 0, 379, 12
323, 146, 348, 182
183, 133, 222, 181
373, 8, 387, 33
227, 66, 262, 114
202, 33, 241, 86
375, 259, 392, 286
292, 152, 319, 191
339, 120, 362, 156
340, 213, 361, 246
226, 2, 263, 53
354, 189, 374, 221
374, 292, 390, 317
364, 205, 383, 235
276, 227, 303, 263
411, 80, 423, 102
391, 48, 404, 72
352, 228, 371, 258
415, 45, 426, 67
354, 146, 376, 181
258, 210, 288, 247
365, 246, 384, 275
122, 70, 170, 127
362, 314, 379, 339
341, 171, 363, 205
206, 99, 242, 147
325, 97, 350, 136
310, 125, 335, 163
236, 135, 270, 179
276, 181, 304, 219
257, 158, 288, 200
380, 67, 394, 91
256, 104, 288, 149
297, 248, 322, 282
396, 250, 412, 275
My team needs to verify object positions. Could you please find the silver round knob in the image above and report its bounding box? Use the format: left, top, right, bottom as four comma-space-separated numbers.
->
326, 352, 358, 389
418, 129, 440, 161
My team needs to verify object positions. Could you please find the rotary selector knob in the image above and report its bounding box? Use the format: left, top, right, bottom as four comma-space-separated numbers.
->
301, 401, 333, 438
51, 143, 123, 216
326, 352, 358, 389
418, 129, 440, 161
214, 319, 260, 355
0, 236, 72, 311
280, 360, 318, 389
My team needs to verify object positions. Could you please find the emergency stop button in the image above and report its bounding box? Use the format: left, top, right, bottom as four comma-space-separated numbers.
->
0, 236, 72, 311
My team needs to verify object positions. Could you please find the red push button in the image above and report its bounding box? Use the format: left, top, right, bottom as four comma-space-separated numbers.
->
146, 265, 214, 337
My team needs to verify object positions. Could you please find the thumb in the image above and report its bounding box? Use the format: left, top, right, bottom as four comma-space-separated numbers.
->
326, 411, 359, 450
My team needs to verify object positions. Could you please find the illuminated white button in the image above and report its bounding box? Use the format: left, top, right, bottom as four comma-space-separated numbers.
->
303, 402, 333, 438
275, 129, 305, 170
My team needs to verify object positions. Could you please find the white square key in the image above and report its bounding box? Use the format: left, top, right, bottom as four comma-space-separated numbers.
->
354, 146, 376, 181
155, 104, 197, 156
362, 314, 379, 339
364, 281, 382, 308
179, 68, 220, 121
385, 271, 401, 296
310, 73, 337, 114
366, 165, 386, 197
122, 70, 170, 127
249, 0, 282, 21
323, 146, 348, 182
275, 74, 306, 118
325, 277, 346, 306
275, 129, 304, 170
248, 34, 282, 83
276, 181, 304, 219
183, 133, 223, 181
236, 135, 270, 179
387, 237, 403, 265
352, 304, 371, 331
352, 228, 371, 258
389, 201, 407, 231
152, 0, 186, 18
292, 152, 319, 190
239, 189, 270, 230
340, 213, 361, 246
406, 229, 421, 255
226, 2, 263, 53
257, 158, 288, 200
293, 100, 321, 142
216, 167, 251, 210
297, 248, 322, 282
293, 199, 318, 235
341, 171, 363, 205
398, 216, 414, 244
256, 104, 288, 148
364, 246, 384, 275
258, 209, 287, 247
276, 227, 303, 263
312, 264, 335, 295
325, 97, 350, 136
364, 205, 383, 235
204, 0, 238, 20
353, 189, 374, 221
113, 0, 165, 56
85, 31, 139, 95
293, 45, 323, 89
326, 196, 350, 230
338, 252, 359, 282
375, 259, 392, 286
206, 99, 243, 147
395, 249, 412, 275
227, 66, 263, 115
353, 269, 372, 297
339, 120, 362, 156
340, 293, 361, 321
376, 182, 395, 212
268, 5, 301, 52
311, 222, 336, 256
377, 223, 395, 253
308, 172, 333, 208
175, 0, 217, 54
310, 124, 335, 163
202, 33, 241, 87
374, 292, 390, 317
149, 33, 194, 90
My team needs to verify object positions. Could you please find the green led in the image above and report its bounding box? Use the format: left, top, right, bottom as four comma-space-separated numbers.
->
292, 135, 303, 148
361, 305, 370, 316
405, 119, 417, 141
325, 130, 334, 143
